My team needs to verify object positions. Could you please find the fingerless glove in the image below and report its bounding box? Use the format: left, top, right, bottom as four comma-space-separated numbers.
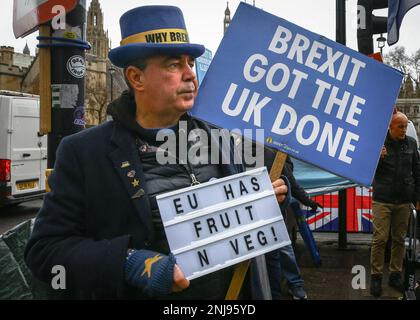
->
124, 249, 176, 297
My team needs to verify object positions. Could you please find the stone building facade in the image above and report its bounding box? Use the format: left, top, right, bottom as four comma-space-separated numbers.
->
0, 45, 35, 93
396, 99, 420, 138
1, 0, 127, 126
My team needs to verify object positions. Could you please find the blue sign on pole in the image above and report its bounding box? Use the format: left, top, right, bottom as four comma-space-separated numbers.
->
191, 3, 403, 186
195, 48, 213, 86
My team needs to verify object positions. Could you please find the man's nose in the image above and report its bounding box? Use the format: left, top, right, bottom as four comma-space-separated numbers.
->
182, 63, 196, 81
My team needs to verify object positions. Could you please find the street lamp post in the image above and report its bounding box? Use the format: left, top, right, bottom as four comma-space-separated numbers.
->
108, 66, 116, 102
377, 33, 386, 56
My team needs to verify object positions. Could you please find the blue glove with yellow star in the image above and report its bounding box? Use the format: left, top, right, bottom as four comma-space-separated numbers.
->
124, 249, 176, 297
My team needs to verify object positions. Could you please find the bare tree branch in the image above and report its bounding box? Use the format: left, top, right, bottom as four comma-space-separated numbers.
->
86, 80, 108, 125
410, 49, 420, 95
384, 46, 410, 76
384, 46, 420, 98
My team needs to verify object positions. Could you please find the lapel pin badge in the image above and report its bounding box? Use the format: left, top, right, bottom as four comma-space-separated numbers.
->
131, 179, 140, 188
140, 144, 149, 153
121, 161, 130, 168
127, 170, 136, 178
131, 188, 145, 199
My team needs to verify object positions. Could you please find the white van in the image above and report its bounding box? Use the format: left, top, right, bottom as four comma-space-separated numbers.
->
0, 91, 47, 206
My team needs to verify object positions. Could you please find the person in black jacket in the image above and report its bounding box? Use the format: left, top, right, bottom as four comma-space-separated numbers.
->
262, 147, 321, 300
24, 5, 289, 299
283, 156, 322, 211
370, 111, 420, 297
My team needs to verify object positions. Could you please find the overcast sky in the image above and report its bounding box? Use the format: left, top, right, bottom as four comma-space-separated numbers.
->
1, 0, 420, 58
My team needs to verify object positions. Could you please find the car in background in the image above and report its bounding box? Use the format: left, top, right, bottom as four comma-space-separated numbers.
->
0, 91, 47, 207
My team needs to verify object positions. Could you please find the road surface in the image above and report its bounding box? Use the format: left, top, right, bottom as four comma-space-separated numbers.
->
0, 199, 42, 234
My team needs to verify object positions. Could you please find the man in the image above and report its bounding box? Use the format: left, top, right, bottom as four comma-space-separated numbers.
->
25, 5, 289, 299
242, 143, 314, 300
370, 111, 420, 297
264, 150, 320, 300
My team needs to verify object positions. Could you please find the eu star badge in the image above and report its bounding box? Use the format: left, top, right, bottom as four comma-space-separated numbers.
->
131, 179, 140, 188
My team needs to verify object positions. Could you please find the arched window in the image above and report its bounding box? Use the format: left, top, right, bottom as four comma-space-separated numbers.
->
94, 15, 97, 26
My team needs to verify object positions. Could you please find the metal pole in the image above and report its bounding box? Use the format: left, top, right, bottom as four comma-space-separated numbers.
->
338, 189, 348, 249
379, 34, 384, 55
47, 0, 88, 168
336, 0, 348, 250
250, 255, 272, 300
110, 72, 113, 101
336, 0, 346, 45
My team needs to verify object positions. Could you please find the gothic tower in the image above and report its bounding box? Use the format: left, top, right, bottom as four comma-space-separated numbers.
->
87, 0, 109, 59
224, 2, 231, 34
23, 42, 30, 55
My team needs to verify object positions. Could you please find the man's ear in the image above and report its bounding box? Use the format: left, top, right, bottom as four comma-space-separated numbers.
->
125, 66, 145, 92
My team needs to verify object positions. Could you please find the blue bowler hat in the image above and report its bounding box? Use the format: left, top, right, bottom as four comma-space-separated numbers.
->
109, 6, 205, 68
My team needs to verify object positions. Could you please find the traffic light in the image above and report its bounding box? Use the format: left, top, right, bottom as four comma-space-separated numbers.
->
357, 0, 388, 55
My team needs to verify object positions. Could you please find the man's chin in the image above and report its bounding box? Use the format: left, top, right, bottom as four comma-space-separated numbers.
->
176, 103, 194, 113
181, 98, 195, 109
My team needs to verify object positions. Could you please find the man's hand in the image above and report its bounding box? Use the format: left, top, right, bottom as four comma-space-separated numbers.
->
380, 146, 387, 159
125, 249, 179, 297
172, 264, 190, 292
310, 201, 324, 212
272, 178, 288, 203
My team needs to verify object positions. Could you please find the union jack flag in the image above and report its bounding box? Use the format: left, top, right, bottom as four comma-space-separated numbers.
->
303, 187, 373, 233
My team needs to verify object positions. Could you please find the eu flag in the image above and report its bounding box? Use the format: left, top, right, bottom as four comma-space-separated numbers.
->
388, 0, 420, 45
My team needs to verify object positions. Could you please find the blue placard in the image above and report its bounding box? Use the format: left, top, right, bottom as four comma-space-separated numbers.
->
195, 48, 213, 86
192, 3, 403, 186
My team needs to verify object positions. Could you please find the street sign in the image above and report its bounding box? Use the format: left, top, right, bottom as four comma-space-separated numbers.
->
195, 48, 213, 86
156, 167, 291, 280
13, 0, 79, 38
192, 3, 404, 187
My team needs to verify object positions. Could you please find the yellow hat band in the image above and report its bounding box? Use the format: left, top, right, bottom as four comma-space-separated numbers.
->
120, 28, 190, 46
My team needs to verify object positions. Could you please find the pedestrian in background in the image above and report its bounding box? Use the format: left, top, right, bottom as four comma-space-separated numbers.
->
370, 111, 420, 297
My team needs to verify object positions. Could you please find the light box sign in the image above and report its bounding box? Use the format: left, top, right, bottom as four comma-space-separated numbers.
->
156, 167, 291, 280
191, 3, 404, 187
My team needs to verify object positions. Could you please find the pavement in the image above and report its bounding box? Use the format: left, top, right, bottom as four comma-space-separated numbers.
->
294, 232, 420, 300
0, 199, 41, 234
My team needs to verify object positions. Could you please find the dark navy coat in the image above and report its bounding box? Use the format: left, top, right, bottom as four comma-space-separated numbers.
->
24, 119, 246, 298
